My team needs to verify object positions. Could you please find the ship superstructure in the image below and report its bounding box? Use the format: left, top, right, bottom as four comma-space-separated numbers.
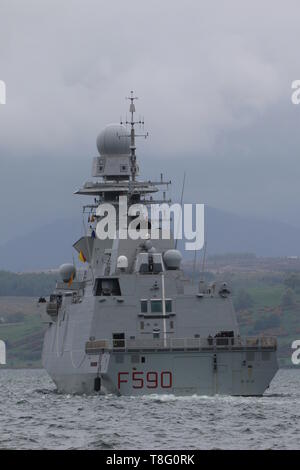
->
42, 93, 278, 395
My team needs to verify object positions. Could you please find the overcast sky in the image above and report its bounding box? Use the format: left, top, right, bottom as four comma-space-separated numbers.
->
1, 0, 300, 244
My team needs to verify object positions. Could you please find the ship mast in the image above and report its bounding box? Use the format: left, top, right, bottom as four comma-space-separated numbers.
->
121, 91, 148, 182
76, 92, 171, 206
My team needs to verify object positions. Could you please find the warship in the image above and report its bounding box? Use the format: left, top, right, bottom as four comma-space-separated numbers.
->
41, 92, 278, 396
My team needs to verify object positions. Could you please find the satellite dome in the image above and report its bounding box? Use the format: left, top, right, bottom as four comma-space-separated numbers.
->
96, 124, 130, 156
163, 249, 182, 270
117, 255, 128, 270
59, 263, 76, 283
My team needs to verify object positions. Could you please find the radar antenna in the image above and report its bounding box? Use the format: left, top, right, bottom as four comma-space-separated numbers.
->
120, 91, 148, 181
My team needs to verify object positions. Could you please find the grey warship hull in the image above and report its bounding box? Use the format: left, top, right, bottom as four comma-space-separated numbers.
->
42, 277, 278, 396
41, 92, 278, 396
43, 341, 278, 397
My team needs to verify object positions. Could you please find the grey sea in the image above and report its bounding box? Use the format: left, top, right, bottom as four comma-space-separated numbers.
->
0, 368, 299, 450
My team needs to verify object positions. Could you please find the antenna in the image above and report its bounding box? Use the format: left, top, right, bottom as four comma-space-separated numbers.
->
201, 241, 207, 278
120, 91, 148, 181
175, 171, 186, 249
192, 249, 197, 284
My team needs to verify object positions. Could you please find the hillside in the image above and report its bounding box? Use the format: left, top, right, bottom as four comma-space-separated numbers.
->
0, 297, 45, 368
0, 266, 299, 368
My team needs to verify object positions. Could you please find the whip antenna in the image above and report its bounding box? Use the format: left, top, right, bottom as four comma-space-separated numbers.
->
175, 171, 186, 249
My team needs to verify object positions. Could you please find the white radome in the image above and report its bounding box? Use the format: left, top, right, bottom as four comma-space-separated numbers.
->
97, 124, 130, 156
163, 249, 182, 270
117, 255, 129, 269
59, 263, 76, 283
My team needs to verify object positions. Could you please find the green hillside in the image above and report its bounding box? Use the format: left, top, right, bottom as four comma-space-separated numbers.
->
231, 273, 300, 367
0, 297, 45, 367
0, 269, 299, 368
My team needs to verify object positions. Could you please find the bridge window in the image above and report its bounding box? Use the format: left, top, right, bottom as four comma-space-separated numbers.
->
150, 299, 173, 313
151, 300, 162, 313
141, 300, 148, 313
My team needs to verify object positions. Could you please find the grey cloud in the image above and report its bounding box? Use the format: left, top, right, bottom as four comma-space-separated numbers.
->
1, 0, 300, 243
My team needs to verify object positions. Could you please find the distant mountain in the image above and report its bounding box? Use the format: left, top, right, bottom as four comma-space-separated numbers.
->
0, 218, 82, 272
0, 207, 300, 272
204, 206, 300, 258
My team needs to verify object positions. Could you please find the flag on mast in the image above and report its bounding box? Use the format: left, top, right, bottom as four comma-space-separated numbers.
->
68, 273, 74, 287
79, 251, 86, 263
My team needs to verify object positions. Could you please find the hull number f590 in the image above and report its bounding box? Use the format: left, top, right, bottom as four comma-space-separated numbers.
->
118, 371, 172, 389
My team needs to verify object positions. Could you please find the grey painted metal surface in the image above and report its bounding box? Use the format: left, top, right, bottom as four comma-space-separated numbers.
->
42, 94, 278, 396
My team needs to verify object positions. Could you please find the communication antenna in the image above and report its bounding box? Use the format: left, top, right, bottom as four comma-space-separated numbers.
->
175, 171, 186, 249
192, 249, 197, 284
201, 241, 207, 278
120, 91, 148, 181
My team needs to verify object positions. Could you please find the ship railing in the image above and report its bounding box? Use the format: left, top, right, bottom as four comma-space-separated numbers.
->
85, 336, 277, 353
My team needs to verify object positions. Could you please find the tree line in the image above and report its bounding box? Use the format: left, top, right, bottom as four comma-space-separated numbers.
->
0, 271, 56, 296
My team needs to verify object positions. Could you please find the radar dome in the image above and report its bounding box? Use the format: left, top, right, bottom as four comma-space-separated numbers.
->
117, 255, 128, 270
97, 124, 130, 156
163, 249, 182, 270
59, 263, 76, 283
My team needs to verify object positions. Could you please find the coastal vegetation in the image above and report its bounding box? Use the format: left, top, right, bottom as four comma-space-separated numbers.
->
0, 267, 299, 368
